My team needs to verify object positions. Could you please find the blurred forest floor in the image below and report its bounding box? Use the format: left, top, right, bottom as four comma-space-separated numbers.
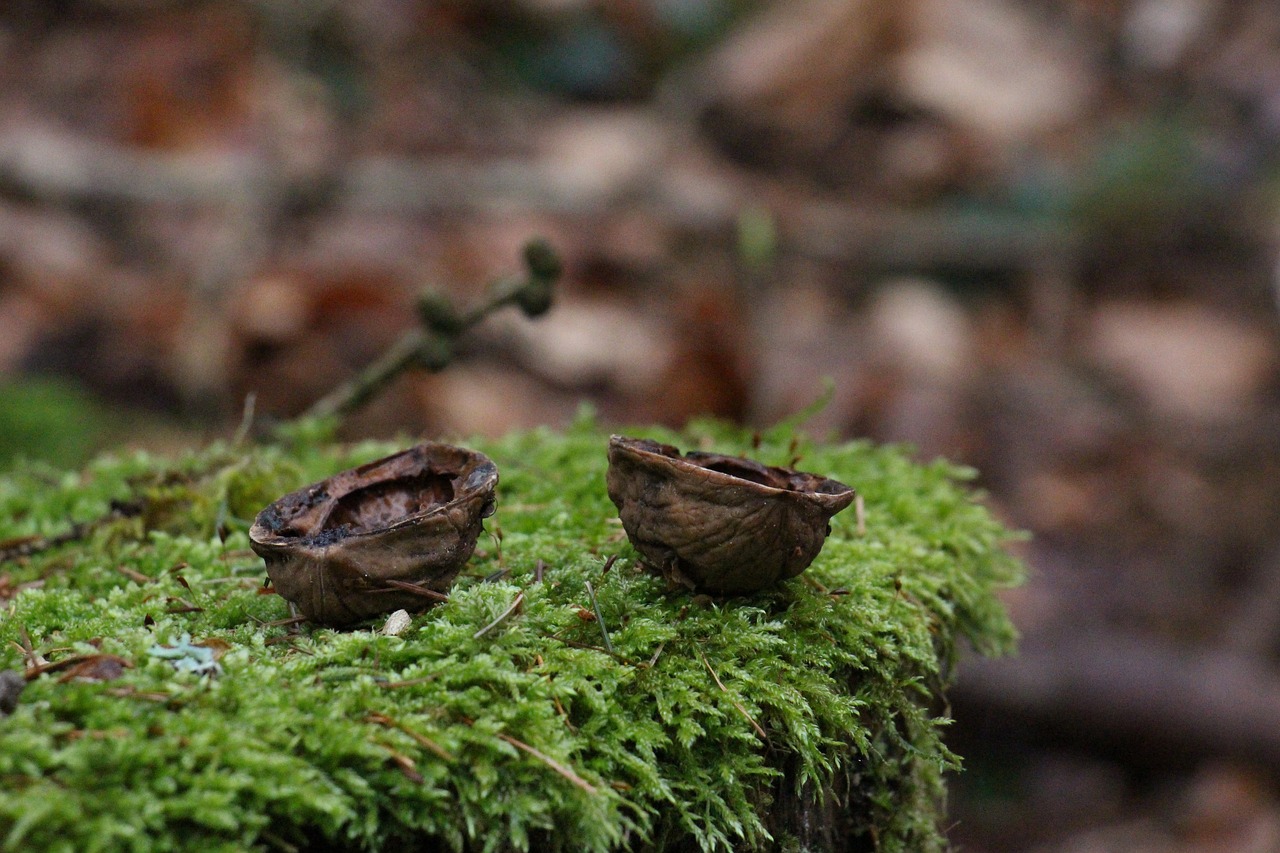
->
2, 1, 1280, 850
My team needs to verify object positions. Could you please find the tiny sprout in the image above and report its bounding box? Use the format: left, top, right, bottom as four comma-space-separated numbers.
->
514, 278, 553, 318
523, 237, 563, 283
508, 237, 562, 318
297, 238, 562, 426
416, 290, 464, 335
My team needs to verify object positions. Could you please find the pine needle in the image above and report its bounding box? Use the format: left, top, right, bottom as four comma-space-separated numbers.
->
498, 732, 597, 795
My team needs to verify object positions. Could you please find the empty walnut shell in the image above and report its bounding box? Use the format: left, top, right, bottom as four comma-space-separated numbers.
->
249, 442, 497, 626
606, 435, 856, 594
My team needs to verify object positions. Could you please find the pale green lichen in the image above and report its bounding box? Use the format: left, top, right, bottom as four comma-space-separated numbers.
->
0, 414, 1022, 852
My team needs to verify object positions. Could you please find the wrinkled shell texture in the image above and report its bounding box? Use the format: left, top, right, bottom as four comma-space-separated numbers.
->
250, 442, 497, 625
606, 436, 856, 593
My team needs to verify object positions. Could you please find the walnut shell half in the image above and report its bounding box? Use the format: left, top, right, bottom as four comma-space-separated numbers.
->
249, 442, 497, 626
606, 435, 855, 594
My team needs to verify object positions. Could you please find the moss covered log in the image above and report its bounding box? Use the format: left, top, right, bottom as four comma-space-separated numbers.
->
0, 415, 1021, 852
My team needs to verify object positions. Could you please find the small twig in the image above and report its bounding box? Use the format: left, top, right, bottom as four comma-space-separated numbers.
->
802, 575, 829, 594
1, 502, 142, 566
534, 559, 547, 583
855, 493, 866, 536
107, 686, 171, 703
199, 576, 260, 586
375, 579, 450, 602
697, 648, 729, 692
365, 712, 454, 762
379, 673, 442, 690
473, 591, 526, 640
305, 330, 438, 421
25, 653, 134, 680
164, 597, 204, 614
1, 523, 92, 565
955, 625, 1280, 770
544, 633, 632, 665
698, 648, 770, 745
375, 741, 425, 783
298, 239, 560, 425
583, 581, 613, 655
116, 566, 152, 584
255, 614, 309, 628
551, 694, 578, 733
496, 732, 597, 795
645, 641, 666, 669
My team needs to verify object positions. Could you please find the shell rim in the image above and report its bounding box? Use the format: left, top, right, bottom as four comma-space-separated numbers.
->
607, 434, 855, 505
248, 444, 499, 551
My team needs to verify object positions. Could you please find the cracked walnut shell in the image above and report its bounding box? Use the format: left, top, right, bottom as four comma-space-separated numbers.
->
250, 441, 497, 626
606, 435, 855, 594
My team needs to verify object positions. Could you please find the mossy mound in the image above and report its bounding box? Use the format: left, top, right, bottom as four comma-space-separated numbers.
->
0, 416, 1022, 852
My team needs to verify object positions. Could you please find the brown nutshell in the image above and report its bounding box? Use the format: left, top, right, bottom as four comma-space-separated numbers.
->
249, 442, 498, 626
606, 435, 856, 594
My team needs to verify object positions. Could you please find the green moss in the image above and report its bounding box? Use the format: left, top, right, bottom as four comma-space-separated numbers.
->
0, 378, 113, 470
0, 415, 1022, 852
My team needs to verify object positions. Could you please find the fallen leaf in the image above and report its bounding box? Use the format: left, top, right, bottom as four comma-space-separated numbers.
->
49, 654, 134, 683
